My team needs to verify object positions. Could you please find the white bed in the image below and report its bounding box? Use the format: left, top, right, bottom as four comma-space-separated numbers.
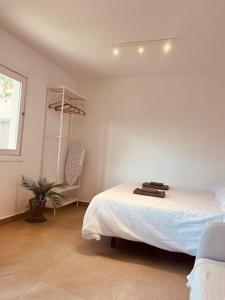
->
82, 183, 225, 256
187, 258, 225, 300
187, 222, 225, 299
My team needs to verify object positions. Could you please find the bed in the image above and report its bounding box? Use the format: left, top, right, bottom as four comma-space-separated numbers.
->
82, 183, 225, 256
187, 259, 225, 300
187, 222, 225, 299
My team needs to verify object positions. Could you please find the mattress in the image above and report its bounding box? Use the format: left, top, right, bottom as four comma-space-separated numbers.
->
82, 183, 225, 255
187, 258, 225, 300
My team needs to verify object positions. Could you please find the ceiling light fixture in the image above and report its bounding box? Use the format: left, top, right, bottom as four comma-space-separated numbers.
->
163, 41, 172, 53
113, 47, 120, 56
138, 46, 145, 54
112, 37, 176, 55
112, 37, 176, 48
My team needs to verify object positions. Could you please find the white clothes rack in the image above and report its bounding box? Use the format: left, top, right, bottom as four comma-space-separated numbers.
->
41, 86, 86, 214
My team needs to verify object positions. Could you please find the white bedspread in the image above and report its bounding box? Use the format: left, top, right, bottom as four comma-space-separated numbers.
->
187, 258, 225, 300
82, 184, 225, 255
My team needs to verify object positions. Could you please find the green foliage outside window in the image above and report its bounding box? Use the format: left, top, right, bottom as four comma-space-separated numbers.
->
0, 74, 13, 102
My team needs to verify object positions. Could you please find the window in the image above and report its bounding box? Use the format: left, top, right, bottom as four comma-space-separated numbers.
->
0, 65, 26, 156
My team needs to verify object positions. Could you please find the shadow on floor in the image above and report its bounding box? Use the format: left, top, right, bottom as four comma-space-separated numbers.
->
76, 236, 195, 275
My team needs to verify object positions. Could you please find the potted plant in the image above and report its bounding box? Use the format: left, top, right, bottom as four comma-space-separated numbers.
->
21, 176, 64, 223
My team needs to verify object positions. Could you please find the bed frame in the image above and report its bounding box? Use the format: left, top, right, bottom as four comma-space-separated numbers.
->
111, 237, 117, 248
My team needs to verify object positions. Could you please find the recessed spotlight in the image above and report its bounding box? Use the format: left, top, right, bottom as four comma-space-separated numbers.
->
113, 48, 120, 56
163, 41, 172, 53
138, 46, 145, 54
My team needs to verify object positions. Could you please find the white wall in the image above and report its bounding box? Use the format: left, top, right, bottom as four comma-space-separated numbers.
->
1, 27, 225, 215
0, 27, 77, 219
79, 74, 225, 202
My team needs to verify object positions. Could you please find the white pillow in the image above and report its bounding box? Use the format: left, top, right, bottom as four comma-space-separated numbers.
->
211, 184, 225, 210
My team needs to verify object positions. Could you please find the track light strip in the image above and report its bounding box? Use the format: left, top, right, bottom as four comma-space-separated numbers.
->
112, 37, 177, 48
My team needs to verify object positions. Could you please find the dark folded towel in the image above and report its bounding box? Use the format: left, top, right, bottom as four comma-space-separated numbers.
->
143, 182, 169, 190
141, 187, 158, 194
150, 181, 163, 186
133, 188, 165, 198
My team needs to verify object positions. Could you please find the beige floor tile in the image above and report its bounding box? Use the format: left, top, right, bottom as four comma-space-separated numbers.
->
18, 281, 81, 300
0, 205, 193, 300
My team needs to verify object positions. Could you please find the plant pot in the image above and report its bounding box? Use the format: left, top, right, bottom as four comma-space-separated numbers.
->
26, 198, 47, 223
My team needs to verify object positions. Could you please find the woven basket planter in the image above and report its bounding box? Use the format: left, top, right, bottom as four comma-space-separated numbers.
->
26, 198, 47, 223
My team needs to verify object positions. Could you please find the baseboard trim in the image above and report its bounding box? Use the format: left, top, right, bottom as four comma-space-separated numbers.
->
0, 210, 29, 225
0, 201, 90, 224
78, 201, 90, 207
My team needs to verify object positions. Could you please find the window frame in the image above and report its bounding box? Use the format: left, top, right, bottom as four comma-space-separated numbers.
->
0, 64, 27, 156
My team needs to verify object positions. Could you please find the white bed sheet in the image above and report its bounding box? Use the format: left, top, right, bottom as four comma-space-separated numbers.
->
187, 258, 225, 300
82, 184, 225, 255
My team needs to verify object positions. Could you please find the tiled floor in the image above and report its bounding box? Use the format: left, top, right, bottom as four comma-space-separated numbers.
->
0, 205, 194, 300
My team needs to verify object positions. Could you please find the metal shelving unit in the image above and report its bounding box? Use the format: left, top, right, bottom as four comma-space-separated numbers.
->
41, 86, 86, 214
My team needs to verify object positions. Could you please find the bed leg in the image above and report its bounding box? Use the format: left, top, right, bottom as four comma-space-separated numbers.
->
111, 237, 116, 248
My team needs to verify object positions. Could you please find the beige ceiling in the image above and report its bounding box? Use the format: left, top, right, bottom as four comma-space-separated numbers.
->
0, 0, 225, 78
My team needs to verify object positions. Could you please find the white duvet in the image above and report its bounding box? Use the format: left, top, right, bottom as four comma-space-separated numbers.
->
187, 258, 225, 300
82, 184, 225, 255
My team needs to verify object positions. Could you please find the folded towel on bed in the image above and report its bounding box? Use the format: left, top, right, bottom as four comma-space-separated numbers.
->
141, 187, 158, 194
150, 181, 164, 186
143, 182, 169, 190
133, 188, 165, 198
